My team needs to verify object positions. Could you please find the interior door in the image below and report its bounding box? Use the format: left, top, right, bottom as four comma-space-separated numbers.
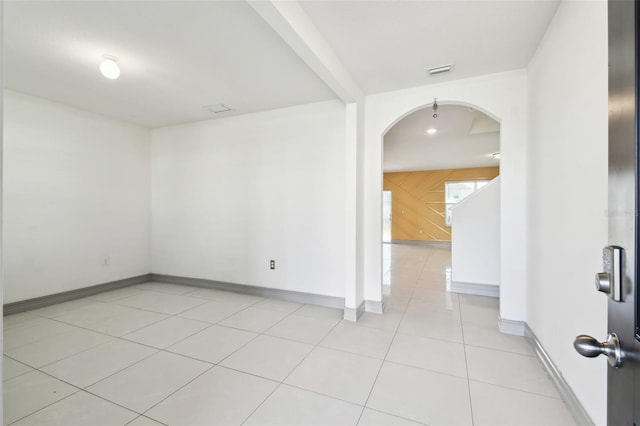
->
574, 1, 640, 424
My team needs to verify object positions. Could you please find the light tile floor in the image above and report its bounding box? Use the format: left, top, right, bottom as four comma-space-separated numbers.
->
3, 244, 576, 425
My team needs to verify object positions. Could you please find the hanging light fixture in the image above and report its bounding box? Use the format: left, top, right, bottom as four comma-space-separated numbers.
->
100, 55, 121, 80
432, 98, 438, 118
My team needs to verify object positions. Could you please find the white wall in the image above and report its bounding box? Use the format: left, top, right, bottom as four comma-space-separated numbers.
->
3, 90, 152, 303
152, 100, 347, 299
364, 70, 528, 321
451, 177, 500, 286
526, 1, 608, 424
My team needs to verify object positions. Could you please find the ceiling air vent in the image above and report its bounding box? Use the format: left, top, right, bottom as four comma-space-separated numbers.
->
203, 104, 233, 114
427, 65, 452, 76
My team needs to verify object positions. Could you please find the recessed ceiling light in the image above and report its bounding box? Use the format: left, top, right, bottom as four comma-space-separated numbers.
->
426, 128, 437, 135
427, 65, 452, 75
100, 55, 120, 80
491, 152, 501, 159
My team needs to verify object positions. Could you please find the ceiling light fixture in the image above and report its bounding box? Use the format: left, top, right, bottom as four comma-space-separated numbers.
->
426, 128, 437, 135
491, 152, 501, 159
428, 65, 452, 75
432, 98, 438, 119
100, 55, 120, 80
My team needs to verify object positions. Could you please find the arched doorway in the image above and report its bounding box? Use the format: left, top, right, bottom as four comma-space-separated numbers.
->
359, 72, 528, 329
381, 103, 501, 311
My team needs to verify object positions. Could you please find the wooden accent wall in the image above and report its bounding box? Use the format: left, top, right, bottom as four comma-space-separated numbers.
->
383, 167, 499, 242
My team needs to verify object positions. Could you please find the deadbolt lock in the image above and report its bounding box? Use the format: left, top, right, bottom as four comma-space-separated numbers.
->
595, 246, 623, 302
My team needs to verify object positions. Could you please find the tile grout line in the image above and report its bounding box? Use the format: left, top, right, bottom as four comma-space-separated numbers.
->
4, 288, 328, 424
135, 301, 345, 423
354, 246, 434, 425
459, 289, 476, 426
238, 310, 345, 425
8, 255, 414, 424
125, 300, 307, 421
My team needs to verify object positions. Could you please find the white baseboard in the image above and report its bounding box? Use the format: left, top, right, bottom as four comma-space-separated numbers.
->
498, 317, 526, 336
364, 300, 384, 314
343, 301, 365, 322
524, 324, 594, 426
451, 281, 499, 298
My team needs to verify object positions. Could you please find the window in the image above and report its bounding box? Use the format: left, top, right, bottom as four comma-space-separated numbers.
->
445, 180, 489, 226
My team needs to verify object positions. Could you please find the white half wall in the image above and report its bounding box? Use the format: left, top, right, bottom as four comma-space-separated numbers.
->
364, 70, 527, 320
526, 1, 608, 424
151, 100, 347, 299
451, 177, 500, 286
3, 90, 152, 303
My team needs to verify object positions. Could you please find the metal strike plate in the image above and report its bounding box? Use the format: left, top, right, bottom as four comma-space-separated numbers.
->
595, 246, 623, 302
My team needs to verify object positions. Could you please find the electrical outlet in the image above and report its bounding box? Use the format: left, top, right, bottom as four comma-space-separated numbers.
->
270, 260, 275, 270
103, 257, 110, 267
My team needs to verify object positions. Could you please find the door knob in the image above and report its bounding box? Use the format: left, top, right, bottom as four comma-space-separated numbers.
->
573, 333, 623, 367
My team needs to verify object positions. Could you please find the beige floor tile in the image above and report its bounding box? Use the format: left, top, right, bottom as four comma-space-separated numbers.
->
11, 390, 138, 426
367, 362, 472, 426
470, 381, 575, 425
3, 356, 34, 381
42, 339, 157, 388
244, 384, 362, 426
133, 282, 195, 294
87, 351, 210, 413
126, 416, 166, 426
84, 309, 168, 337
460, 303, 499, 327
320, 322, 394, 359
178, 299, 253, 323
265, 314, 339, 344
358, 408, 425, 426
462, 322, 535, 355
466, 345, 559, 398
6, 327, 112, 367
254, 298, 304, 313
285, 346, 382, 405
123, 316, 210, 349
146, 366, 277, 425
220, 335, 314, 381
87, 287, 145, 302
397, 312, 463, 343
294, 304, 344, 320
4, 318, 79, 350
219, 307, 291, 333
354, 311, 403, 332
4, 370, 77, 424
386, 333, 467, 378
28, 299, 104, 319
167, 324, 257, 363
3, 312, 41, 329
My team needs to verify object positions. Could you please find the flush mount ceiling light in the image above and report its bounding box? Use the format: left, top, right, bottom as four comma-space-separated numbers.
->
99, 55, 120, 80
426, 128, 437, 135
491, 152, 501, 159
428, 64, 452, 76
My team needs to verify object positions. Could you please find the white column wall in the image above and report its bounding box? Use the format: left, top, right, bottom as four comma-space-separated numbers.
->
526, 1, 608, 424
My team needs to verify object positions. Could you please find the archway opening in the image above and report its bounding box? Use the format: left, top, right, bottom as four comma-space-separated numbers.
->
381, 102, 501, 312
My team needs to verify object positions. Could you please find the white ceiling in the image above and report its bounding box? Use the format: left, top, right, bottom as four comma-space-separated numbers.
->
383, 105, 500, 172
3, 1, 336, 128
300, 0, 560, 93
3, 0, 559, 129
